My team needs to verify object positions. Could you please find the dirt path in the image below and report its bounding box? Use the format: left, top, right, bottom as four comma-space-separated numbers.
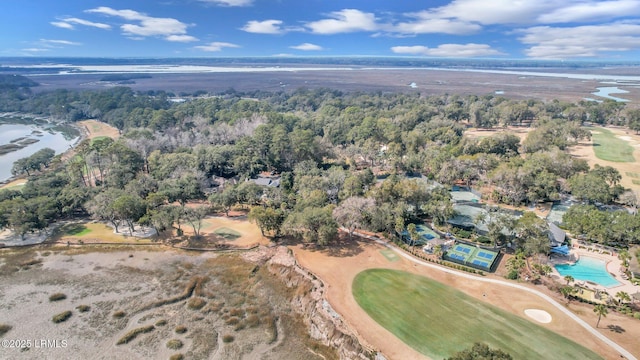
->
291, 234, 640, 360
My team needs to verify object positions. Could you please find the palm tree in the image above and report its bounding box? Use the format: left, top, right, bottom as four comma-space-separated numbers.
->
560, 286, 575, 301
564, 275, 574, 285
434, 244, 443, 259
615, 291, 631, 305
593, 304, 608, 328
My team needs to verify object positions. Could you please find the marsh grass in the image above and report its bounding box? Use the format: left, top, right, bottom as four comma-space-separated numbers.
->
52, 311, 72, 323
222, 334, 234, 343
76, 305, 90, 313
49, 293, 67, 302
175, 325, 187, 334
169, 354, 184, 360
166, 339, 183, 350
0, 324, 12, 336
116, 325, 155, 345
112, 310, 126, 319
187, 297, 206, 310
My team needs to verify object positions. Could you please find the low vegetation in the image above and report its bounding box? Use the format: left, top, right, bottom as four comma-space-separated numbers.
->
52, 311, 72, 323
112, 310, 126, 319
49, 293, 67, 302
166, 339, 184, 350
187, 297, 206, 310
0, 324, 12, 336
116, 325, 155, 345
76, 305, 90, 313
169, 354, 184, 360
175, 325, 187, 334
222, 334, 234, 343
591, 128, 635, 162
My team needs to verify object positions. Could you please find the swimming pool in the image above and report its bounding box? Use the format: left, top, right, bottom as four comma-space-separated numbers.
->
554, 256, 621, 288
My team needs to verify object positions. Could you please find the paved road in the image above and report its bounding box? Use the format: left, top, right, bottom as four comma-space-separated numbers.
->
359, 232, 637, 360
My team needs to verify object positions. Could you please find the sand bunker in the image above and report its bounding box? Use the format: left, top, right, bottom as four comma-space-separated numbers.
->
525, 309, 552, 324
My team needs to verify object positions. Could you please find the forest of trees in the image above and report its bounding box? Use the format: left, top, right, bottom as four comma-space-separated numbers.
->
1, 77, 639, 251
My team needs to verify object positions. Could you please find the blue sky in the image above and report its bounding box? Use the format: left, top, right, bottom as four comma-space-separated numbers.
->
3, 0, 640, 59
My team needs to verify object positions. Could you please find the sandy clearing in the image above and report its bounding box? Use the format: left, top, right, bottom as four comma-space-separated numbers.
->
76, 119, 120, 140
525, 309, 553, 324
291, 235, 640, 360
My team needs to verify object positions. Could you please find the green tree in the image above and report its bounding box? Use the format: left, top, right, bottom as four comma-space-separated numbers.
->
248, 206, 285, 237
564, 275, 574, 285
407, 223, 419, 247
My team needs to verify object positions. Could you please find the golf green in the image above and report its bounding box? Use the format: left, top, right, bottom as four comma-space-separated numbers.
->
352, 269, 601, 359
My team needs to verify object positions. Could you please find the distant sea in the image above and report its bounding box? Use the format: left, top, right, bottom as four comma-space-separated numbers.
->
2, 57, 640, 82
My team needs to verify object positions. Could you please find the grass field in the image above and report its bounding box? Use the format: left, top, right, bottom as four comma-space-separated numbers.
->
591, 128, 635, 162
352, 269, 601, 360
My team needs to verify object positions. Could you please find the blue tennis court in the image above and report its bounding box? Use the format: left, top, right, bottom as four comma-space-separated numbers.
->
444, 243, 500, 272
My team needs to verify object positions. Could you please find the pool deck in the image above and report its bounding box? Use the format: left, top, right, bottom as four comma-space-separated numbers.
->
549, 245, 639, 297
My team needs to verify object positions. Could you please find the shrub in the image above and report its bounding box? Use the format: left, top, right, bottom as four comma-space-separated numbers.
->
245, 315, 260, 328
52, 311, 72, 323
175, 325, 187, 334
222, 334, 234, 343
166, 339, 183, 350
116, 325, 155, 345
169, 354, 184, 360
187, 297, 206, 310
634, 312, 640, 320
49, 293, 67, 302
155, 319, 167, 326
76, 305, 90, 313
505, 270, 519, 280
112, 310, 126, 319
225, 317, 240, 325
0, 324, 12, 336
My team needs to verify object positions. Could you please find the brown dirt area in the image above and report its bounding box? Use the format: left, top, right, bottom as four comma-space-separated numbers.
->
291, 234, 640, 360
569, 126, 640, 192
177, 215, 270, 249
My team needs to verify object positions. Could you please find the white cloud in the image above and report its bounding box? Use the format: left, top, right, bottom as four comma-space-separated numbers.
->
64, 17, 112, 29
539, 0, 640, 23
391, 43, 504, 57
242, 20, 285, 34
22, 48, 49, 52
305, 9, 378, 34
519, 22, 640, 58
416, 0, 556, 26
290, 43, 323, 51
51, 21, 75, 29
393, 17, 481, 35
194, 42, 240, 52
86, 7, 194, 41
198, 0, 252, 6
40, 39, 82, 46
166, 35, 198, 42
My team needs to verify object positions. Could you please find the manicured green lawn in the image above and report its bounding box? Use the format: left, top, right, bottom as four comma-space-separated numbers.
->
591, 128, 635, 162
352, 269, 601, 360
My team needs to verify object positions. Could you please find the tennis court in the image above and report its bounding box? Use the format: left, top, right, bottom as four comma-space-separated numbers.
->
401, 224, 440, 245
444, 243, 499, 271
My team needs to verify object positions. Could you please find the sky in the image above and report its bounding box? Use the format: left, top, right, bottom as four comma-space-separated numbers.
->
2, 0, 640, 60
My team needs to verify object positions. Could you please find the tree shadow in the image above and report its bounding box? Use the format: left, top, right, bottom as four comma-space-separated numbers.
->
607, 325, 625, 333
322, 233, 365, 258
